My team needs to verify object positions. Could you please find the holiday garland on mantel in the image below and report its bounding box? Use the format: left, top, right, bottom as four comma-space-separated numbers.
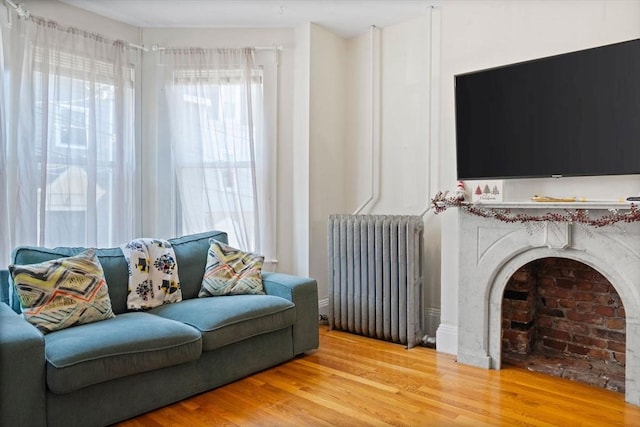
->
430, 191, 640, 228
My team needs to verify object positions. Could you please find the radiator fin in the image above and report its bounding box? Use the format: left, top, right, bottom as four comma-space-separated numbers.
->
328, 214, 424, 348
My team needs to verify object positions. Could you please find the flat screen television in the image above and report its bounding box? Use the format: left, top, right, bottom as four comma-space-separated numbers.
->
455, 39, 640, 180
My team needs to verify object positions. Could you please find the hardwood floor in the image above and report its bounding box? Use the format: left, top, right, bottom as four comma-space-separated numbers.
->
116, 327, 640, 426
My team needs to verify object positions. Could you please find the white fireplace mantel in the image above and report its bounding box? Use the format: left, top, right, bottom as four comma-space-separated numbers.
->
438, 202, 640, 406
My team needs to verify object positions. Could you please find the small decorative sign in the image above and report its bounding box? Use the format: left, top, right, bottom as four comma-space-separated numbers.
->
470, 180, 504, 202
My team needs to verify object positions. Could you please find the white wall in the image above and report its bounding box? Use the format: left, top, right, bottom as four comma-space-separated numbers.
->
341, 15, 441, 335
343, 16, 433, 216
436, 0, 640, 355
307, 24, 348, 304
377, 17, 431, 216
378, 16, 441, 337
345, 32, 372, 213
292, 24, 311, 276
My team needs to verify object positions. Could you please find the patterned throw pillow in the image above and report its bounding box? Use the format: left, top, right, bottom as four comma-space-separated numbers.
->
199, 240, 265, 297
9, 249, 115, 333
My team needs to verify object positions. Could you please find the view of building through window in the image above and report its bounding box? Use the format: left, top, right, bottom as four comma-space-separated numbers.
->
32, 62, 134, 246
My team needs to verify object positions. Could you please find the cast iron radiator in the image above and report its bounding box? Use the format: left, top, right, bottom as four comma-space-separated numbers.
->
327, 214, 424, 348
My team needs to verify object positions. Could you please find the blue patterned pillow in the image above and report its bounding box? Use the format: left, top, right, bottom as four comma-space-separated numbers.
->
199, 240, 264, 297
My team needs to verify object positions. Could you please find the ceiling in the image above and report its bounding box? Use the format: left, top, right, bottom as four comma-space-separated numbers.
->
57, 0, 439, 39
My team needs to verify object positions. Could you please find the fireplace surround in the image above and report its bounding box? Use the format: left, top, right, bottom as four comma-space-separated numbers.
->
453, 202, 639, 406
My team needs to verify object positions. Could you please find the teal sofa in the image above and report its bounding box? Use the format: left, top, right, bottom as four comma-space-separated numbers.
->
0, 231, 319, 427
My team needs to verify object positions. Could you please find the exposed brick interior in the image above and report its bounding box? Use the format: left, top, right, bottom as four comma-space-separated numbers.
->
502, 257, 626, 392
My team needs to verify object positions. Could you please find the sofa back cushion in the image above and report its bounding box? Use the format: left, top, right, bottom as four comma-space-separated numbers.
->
168, 231, 228, 299
0, 270, 15, 311
9, 230, 228, 314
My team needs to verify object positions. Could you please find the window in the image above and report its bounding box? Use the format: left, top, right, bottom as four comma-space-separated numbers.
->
176, 70, 260, 235
31, 53, 136, 246
160, 49, 276, 259
1, 12, 139, 263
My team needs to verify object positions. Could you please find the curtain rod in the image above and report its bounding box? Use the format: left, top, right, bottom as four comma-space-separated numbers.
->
256, 45, 283, 51
3, 0, 148, 52
3, 2, 281, 54
150, 44, 283, 52
5, 0, 29, 18
129, 42, 148, 52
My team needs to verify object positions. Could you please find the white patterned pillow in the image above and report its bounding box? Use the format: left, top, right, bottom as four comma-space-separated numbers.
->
9, 249, 115, 333
199, 240, 265, 297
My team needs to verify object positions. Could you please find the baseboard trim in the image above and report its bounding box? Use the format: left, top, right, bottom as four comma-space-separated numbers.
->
318, 298, 329, 316
435, 323, 458, 355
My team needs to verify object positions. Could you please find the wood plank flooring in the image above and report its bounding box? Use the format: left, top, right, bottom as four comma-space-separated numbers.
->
115, 327, 640, 426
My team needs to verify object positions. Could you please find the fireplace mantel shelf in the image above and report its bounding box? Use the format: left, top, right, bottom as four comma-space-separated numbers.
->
472, 200, 634, 210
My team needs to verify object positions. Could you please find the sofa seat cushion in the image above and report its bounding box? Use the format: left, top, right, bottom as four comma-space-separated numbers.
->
150, 295, 295, 352
44, 312, 202, 394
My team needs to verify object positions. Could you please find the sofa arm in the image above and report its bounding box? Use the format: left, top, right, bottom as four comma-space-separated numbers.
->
262, 272, 319, 355
0, 303, 47, 427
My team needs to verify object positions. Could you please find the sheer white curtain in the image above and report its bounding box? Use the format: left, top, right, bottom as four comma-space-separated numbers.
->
0, 9, 8, 264
0, 10, 138, 263
158, 48, 274, 258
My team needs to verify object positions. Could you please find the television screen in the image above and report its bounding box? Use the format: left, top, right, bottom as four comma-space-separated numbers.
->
455, 39, 640, 180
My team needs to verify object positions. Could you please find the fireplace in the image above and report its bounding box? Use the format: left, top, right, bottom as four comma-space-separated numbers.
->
453, 202, 639, 406
501, 257, 626, 392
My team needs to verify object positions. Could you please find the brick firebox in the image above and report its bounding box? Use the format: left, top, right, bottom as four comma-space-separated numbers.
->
502, 257, 626, 392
